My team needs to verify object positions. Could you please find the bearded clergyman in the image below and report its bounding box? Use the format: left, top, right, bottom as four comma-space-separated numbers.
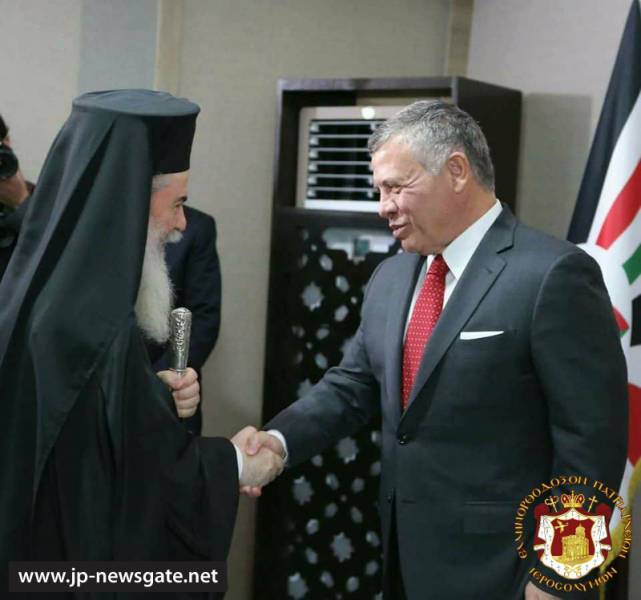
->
0, 90, 283, 596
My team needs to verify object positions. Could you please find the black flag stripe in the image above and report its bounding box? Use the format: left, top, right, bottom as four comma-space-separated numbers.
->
568, 0, 641, 243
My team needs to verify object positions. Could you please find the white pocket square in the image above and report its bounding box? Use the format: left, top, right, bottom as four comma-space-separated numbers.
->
459, 330, 504, 340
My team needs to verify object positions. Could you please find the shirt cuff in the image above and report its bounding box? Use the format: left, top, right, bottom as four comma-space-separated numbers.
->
266, 429, 289, 464
232, 443, 244, 479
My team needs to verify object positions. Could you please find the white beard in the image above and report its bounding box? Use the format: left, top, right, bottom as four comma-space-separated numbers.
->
134, 221, 179, 344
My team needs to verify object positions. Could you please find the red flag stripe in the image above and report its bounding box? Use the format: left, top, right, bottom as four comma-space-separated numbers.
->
629, 383, 641, 465
596, 158, 641, 248
613, 306, 630, 333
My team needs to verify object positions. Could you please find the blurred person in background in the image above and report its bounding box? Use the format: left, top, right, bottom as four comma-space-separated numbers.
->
0, 114, 33, 279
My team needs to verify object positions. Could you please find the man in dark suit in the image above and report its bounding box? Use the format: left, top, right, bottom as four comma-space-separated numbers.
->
146, 204, 222, 434
238, 101, 628, 599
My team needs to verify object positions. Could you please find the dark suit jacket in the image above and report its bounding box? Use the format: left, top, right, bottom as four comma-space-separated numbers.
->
146, 206, 222, 434
267, 207, 628, 599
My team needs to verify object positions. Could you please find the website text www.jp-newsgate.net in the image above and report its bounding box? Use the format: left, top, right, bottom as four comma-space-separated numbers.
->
8, 561, 227, 593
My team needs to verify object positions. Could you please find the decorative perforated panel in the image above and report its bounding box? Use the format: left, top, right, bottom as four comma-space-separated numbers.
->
255, 211, 399, 599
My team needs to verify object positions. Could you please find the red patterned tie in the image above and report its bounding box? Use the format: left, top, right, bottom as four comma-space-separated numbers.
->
401, 255, 449, 410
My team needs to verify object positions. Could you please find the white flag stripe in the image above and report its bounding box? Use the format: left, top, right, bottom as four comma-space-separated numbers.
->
625, 345, 641, 388
588, 89, 641, 244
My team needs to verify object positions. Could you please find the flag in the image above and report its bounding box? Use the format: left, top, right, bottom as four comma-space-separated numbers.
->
568, 0, 641, 563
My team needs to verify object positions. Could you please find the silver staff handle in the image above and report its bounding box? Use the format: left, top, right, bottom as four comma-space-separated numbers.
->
169, 307, 192, 377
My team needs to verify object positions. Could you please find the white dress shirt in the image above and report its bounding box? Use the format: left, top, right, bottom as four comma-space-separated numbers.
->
404, 199, 503, 336
270, 200, 503, 464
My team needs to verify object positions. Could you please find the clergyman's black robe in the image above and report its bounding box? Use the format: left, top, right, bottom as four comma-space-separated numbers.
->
19, 317, 239, 600
32, 317, 238, 565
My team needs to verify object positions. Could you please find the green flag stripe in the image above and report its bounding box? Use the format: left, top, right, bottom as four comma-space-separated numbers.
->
623, 243, 641, 283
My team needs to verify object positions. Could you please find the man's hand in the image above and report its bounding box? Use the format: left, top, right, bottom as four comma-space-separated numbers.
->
0, 170, 29, 208
157, 367, 200, 418
234, 427, 285, 498
525, 581, 560, 599
231, 426, 284, 489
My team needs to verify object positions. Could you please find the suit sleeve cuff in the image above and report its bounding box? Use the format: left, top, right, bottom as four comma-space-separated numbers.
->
266, 429, 289, 464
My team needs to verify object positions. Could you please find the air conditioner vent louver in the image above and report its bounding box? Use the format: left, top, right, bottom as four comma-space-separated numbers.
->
297, 106, 405, 212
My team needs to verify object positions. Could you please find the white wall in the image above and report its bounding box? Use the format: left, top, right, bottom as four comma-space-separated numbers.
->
0, 0, 83, 181
177, 1, 451, 597
78, 0, 158, 93
1, 0, 160, 179
467, 0, 631, 238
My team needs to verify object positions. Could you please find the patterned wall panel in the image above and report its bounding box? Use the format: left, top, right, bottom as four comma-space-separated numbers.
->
255, 212, 398, 599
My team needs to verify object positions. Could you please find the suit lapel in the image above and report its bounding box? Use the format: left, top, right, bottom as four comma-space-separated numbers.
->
401, 207, 517, 418
383, 253, 424, 425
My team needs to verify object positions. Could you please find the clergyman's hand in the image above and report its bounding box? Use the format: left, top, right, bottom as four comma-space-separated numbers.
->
156, 367, 200, 418
524, 581, 560, 600
231, 427, 284, 489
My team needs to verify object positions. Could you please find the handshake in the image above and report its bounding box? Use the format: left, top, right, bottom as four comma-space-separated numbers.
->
231, 426, 285, 497
155, 370, 284, 496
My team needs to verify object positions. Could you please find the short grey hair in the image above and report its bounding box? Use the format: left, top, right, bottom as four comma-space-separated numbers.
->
151, 173, 172, 193
368, 100, 495, 192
